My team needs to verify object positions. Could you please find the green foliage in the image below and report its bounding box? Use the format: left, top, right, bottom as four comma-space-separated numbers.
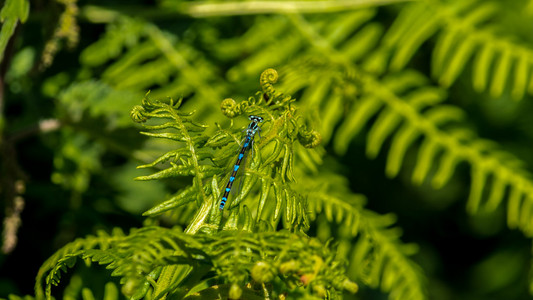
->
35, 228, 126, 299
230, 5, 533, 238
133, 71, 315, 233
58, 81, 141, 129
381, 0, 533, 100
36, 226, 356, 299
305, 171, 425, 299
33, 69, 425, 300
79, 14, 224, 121
3, 1, 533, 300
0, 0, 29, 63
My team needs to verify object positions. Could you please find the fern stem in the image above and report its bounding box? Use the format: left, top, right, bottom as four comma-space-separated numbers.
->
176, 0, 416, 17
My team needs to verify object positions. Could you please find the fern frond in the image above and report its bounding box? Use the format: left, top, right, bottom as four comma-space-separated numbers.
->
383, 0, 533, 100
126, 69, 328, 299
35, 228, 126, 299
131, 93, 213, 212
135, 69, 319, 234
131, 61, 430, 298
329, 65, 533, 235
142, 184, 199, 217
216, 78, 319, 232
38, 226, 357, 299
265, 12, 533, 240
80, 14, 224, 119
304, 171, 426, 300
347, 69, 533, 235
83, 227, 206, 283
223, 9, 379, 83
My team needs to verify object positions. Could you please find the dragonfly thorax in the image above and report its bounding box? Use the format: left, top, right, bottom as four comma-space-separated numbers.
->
246, 115, 263, 135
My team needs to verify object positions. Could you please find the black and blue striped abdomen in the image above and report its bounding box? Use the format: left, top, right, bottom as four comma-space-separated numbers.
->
219, 115, 263, 210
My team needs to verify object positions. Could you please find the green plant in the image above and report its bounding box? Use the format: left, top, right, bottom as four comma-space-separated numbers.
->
2, 0, 533, 299
36, 70, 371, 299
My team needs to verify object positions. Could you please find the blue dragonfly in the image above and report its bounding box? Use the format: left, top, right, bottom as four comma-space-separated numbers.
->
219, 115, 263, 210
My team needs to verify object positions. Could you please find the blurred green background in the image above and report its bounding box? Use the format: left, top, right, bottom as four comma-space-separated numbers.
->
2, 0, 533, 299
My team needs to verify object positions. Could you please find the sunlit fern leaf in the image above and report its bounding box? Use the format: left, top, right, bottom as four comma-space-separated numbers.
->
387, 105, 464, 178
214, 16, 291, 60
224, 20, 304, 82
384, 3, 442, 72
356, 70, 533, 218
143, 184, 198, 217
83, 227, 206, 281
318, 9, 377, 48
305, 176, 365, 237
335, 71, 446, 156
383, 0, 533, 100
131, 94, 214, 211
333, 91, 382, 153
432, 2, 500, 88
203, 230, 357, 298
384, 0, 482, 72
236, 151, 309, 231
39, 227, 207, 300
222, 205, 254, 232
337, 17, 383, 62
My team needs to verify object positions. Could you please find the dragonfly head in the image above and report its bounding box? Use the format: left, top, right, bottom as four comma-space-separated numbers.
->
249, 115, 263, 123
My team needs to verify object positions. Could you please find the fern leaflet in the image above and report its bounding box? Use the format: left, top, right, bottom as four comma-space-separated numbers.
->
382, 0, 533, 100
